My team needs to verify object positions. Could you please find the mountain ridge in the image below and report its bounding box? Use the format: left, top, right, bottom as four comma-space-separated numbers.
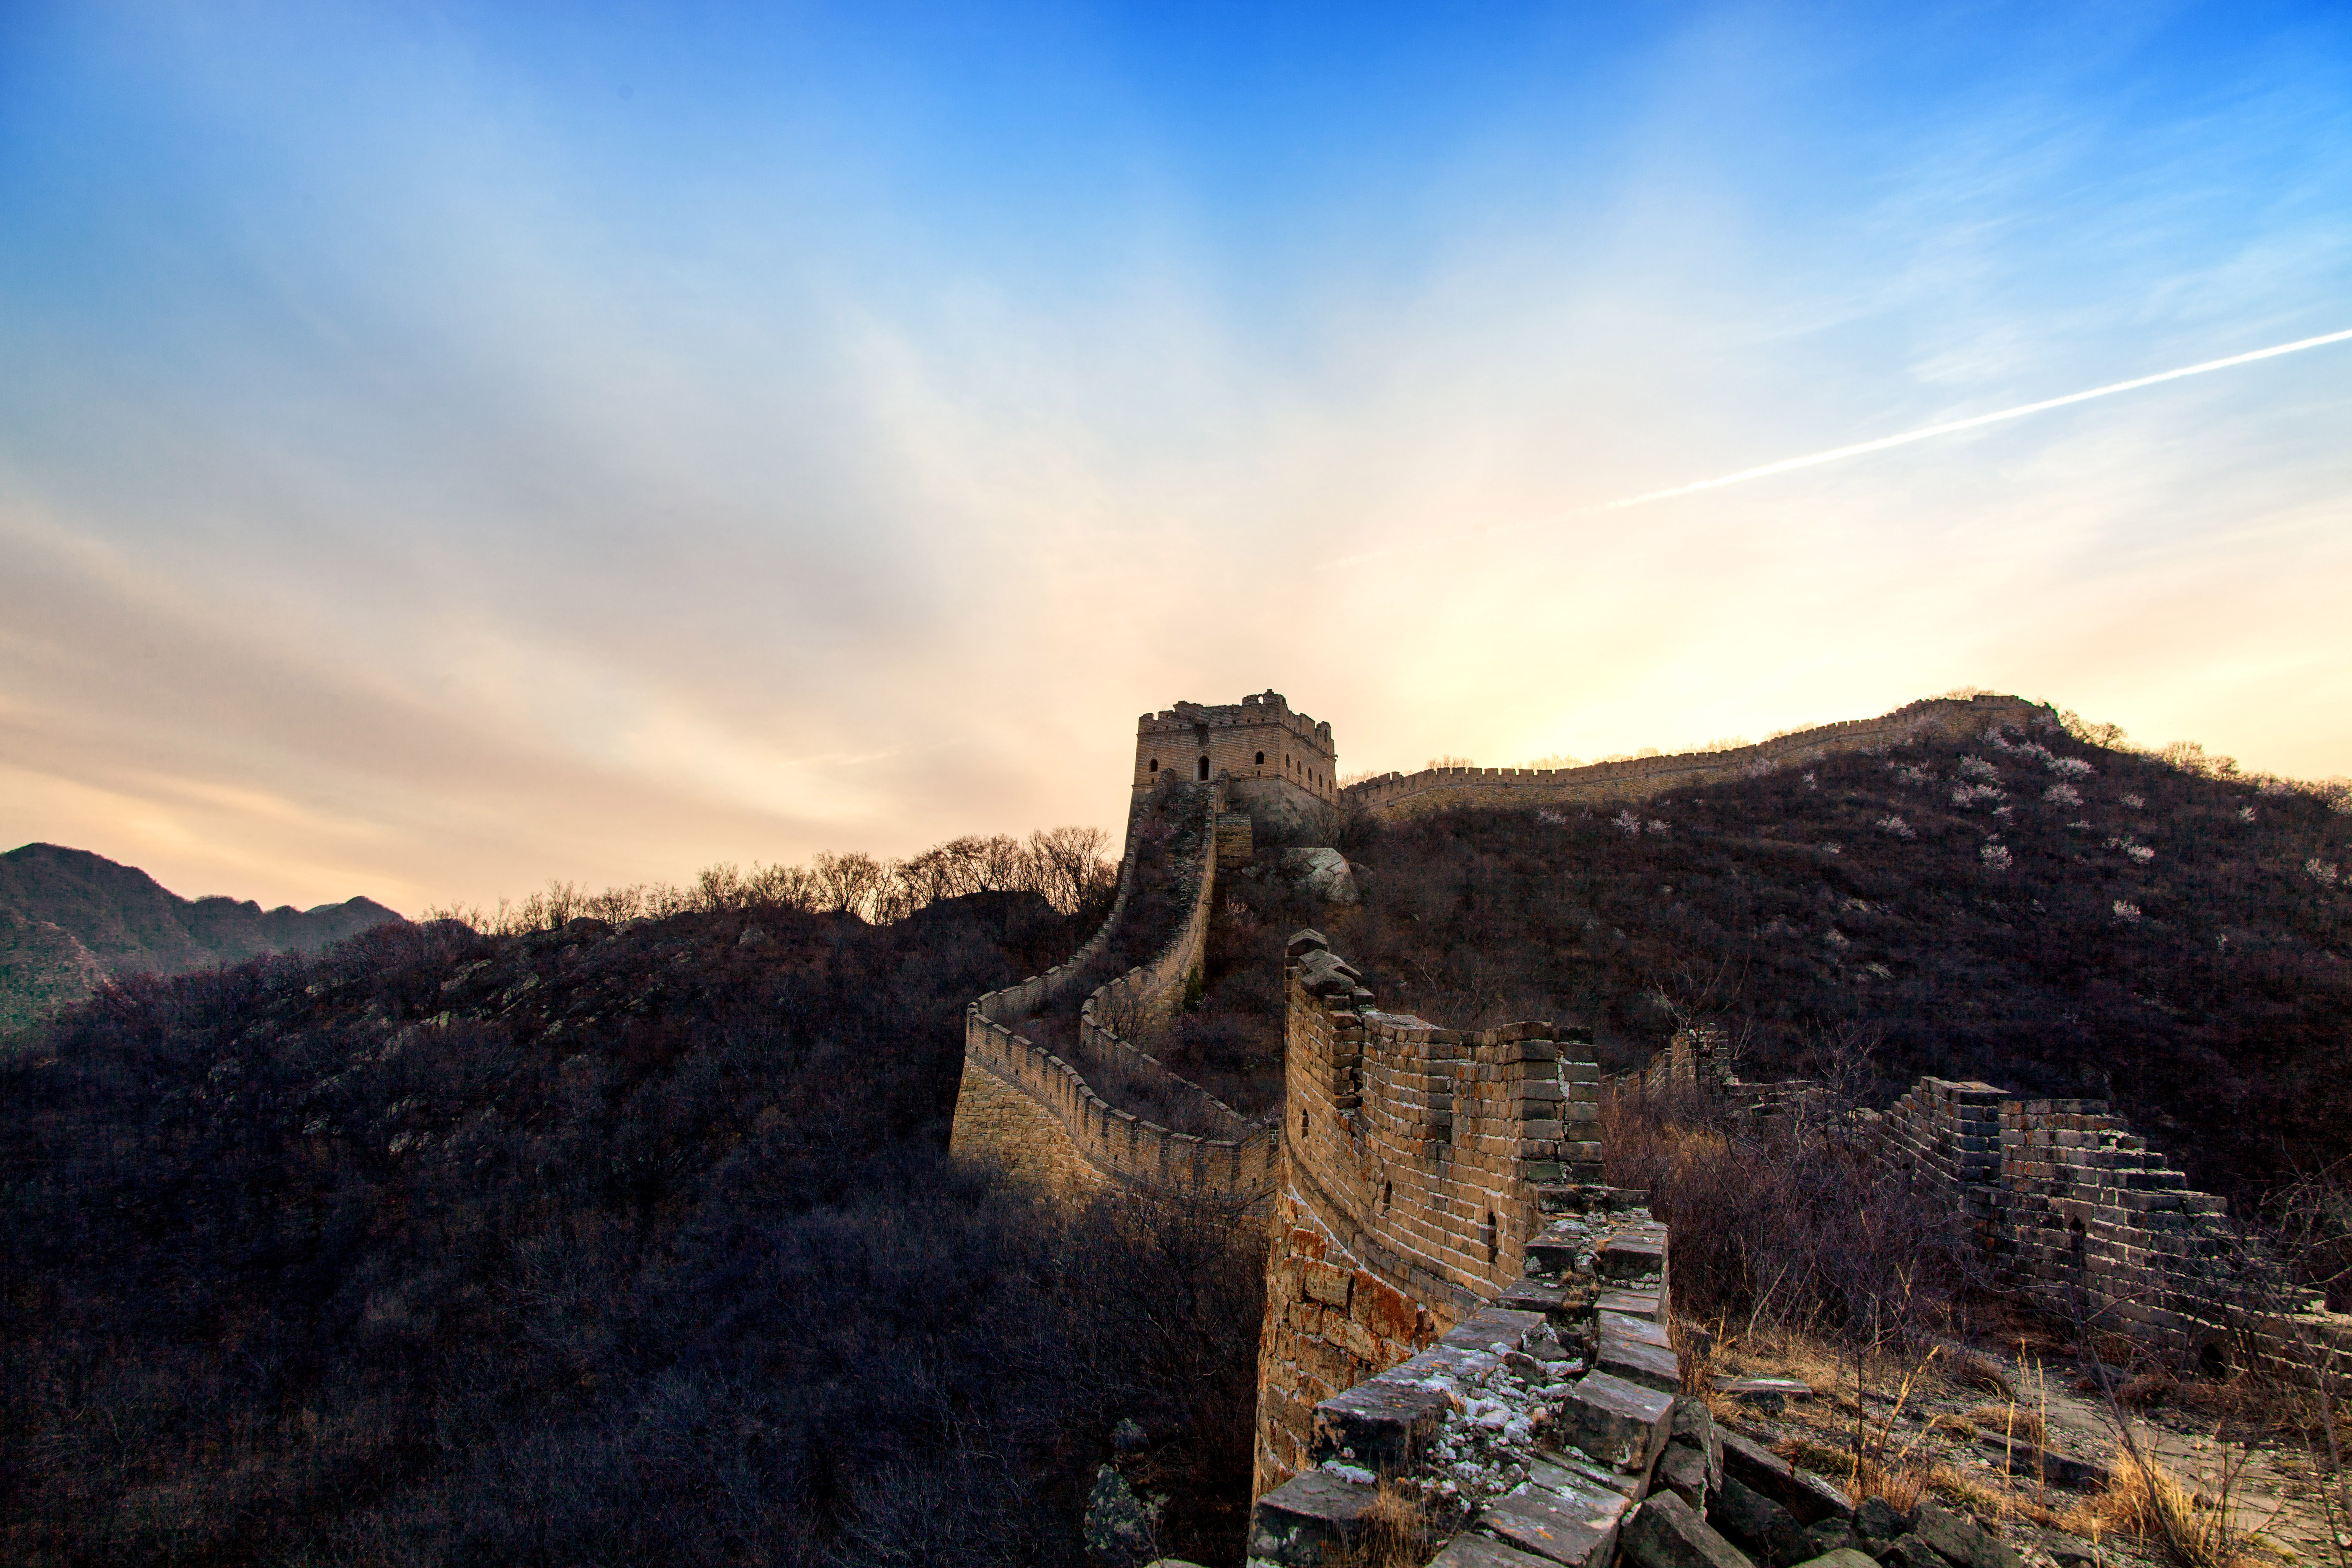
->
0, 842, 403, 1030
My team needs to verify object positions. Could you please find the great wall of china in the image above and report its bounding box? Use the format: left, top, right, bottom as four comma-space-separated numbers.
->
944, 689, 2352, 1565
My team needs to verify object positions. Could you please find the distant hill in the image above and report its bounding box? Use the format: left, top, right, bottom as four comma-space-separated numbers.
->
0, 843, 403, 1030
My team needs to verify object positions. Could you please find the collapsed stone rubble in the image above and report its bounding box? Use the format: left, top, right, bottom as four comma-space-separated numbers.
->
1246, 1203, 2036, 1568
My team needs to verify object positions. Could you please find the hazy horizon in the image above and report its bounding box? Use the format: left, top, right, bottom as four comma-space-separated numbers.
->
5, 2, 2348, 912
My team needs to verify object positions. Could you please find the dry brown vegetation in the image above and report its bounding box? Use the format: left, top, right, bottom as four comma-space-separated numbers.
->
0, 891, 1267, 1567
1326, 1479, 1442, 1568
1603, 1080, 2330, 1568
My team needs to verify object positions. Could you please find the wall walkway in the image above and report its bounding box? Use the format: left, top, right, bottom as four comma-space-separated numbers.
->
950, 776, 1280, 1207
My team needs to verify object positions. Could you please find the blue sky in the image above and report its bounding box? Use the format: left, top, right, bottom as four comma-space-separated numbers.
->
3, 1, 2348, 911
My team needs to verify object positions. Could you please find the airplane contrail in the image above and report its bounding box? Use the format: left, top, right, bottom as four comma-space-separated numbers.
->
1596, 325, 2352, 512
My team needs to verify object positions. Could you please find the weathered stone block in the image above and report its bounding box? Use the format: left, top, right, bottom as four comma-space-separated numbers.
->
1311, 1369, 1452, 1468
1484, 1474, 1633, 1565
1658, 1440, 1714, 1510
1875, 1534, 1943, 1568
1597, 1333, 1681, 1393
1798, 1519, 1860, 1560
1303, 1261, 1353, 1309
1596, 1288, 1665, 1320
1672, 1396, 1723, 1491
1720, 1431, 1851, 1524
1251, 1469, 1376, 1563
1525, 1220, 1593, 1278
1710, 1475, 1807, 1566
1912, 1500, 2023, 1568
1853, 1497, 1911, 1547
1600, 1235, 1668, 1280
1426, 1536, 1560, 1568
1498, 1274, 1579, 1321
1623, 1491, 1758, 1568
1790, 1551, 1877, 1568
1442, 1307, 1547, 1352
1351, 1277, 1420, 1341
1537, 1446, 1650, 1500
1602, 1310, 1673, 1350
1558, 1369, 1676, 1473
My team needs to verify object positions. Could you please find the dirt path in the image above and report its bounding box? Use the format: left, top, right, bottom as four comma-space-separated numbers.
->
1962, 1340, 2348, 1565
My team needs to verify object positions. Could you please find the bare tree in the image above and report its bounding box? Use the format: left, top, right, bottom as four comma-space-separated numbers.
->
810, 851, 887, 919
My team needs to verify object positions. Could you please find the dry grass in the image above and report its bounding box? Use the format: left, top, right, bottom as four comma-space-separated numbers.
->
1950, 1350, 2018, 1398
1328, 1479, 1440, 1568
1710, 1328, 1843, 1393
1968, 1400, 2049, 1449
2052, 1452, 2272, 1568
1670, 1315, 1717, 1396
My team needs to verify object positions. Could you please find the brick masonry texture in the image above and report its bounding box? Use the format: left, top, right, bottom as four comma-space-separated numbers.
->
1343, 695, 2043, 823
1253, 928, 1609, 1498
1136, 690, 1340, 843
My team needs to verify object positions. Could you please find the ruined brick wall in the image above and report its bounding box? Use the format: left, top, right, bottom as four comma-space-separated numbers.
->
1880, 1076, 2008, 1234
1870, 1081, 2352, 1375
952, 776, 1281, 1206
1249, 1199, 1676, 1568
1344, 694, 2044, 822
1254, 931, 1605, 1495
1996, 1098, 2239, 1349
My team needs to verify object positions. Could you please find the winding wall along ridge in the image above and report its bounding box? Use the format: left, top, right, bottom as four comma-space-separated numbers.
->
960, 777, 1279, 1205
1344, 693, 2044, 820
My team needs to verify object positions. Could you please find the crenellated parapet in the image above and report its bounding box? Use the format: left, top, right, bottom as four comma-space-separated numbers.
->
953, 776, 1281, 1207
1256, 929, 1609, 1495
1136, 690, 1341, 843
1344, 694, 2045, 822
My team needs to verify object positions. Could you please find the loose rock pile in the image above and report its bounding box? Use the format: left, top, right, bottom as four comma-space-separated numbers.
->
1246, 1199, 2037, 1568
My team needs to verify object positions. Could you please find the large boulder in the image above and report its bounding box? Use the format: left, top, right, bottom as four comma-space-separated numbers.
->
1279, 848, 1360, 905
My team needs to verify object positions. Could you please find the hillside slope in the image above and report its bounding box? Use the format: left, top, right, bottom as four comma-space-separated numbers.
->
0, 843, 402, 1029
1302, 716, 2351, 1199
0, 892, 1262, 1566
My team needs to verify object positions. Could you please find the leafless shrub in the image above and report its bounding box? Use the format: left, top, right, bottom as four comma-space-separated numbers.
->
1603, 1086, 1973, 1344
422, 828, 1119, 936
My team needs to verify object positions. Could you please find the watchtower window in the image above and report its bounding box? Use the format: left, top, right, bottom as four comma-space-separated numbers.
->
1485, 1210, 1499, 1265
1197, 756, 1210, 781
1148, 758, 1158, 773
1255, 750, 1265, 766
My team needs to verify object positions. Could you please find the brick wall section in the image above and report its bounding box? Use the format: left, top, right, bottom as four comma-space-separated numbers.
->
1872, 1083, 2352, 1376
1253, 1187, 1438, 1494
1880, 1076, 2009, 1232
1254, 931, 1606, 1496
1609, 1040, 2352, 1378
955, 777, 1282, 1205
1344, 694, 2043, 822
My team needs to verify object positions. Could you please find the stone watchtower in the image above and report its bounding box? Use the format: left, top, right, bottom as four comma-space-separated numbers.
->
1133, 691, 1338, 845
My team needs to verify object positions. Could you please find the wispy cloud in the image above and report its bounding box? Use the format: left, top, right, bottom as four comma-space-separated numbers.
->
2, 2, 2347, 908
